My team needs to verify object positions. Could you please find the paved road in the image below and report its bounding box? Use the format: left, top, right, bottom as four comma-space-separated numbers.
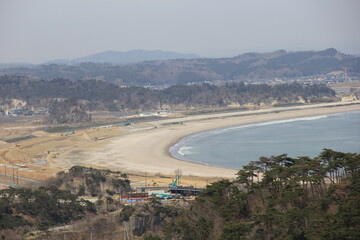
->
0, 172, 41, 183
0, 115, 44, 124
152, 101, 360, 125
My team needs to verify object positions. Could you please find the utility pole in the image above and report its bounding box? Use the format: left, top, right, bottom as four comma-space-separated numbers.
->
144, 172, 147, 188
123, 221, 130, 240
123, 222, 126, 240
90, 227, 94, 240
12, 167, 15, 184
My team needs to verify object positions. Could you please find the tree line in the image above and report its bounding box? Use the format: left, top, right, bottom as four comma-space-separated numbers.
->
1, 150, 359, 239
141, 149, 360, 240
1, 48, 359, 86
0, 76, 335, 112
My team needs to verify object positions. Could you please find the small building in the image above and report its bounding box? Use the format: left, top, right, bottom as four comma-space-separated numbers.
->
148, 190, 172, 199
15, 164, 27, 168
119, 193, 149, 204
24, 110, 34, 116
157, 110, 172, 116
170, 187, 203, 196
11, 109, 24, 116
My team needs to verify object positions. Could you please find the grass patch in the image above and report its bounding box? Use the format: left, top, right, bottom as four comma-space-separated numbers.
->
309, 97, 336, 103
273, 103, 305, 107
162, 121, 183, 126
45, 125, 74, 133
44, 121, 126, 133
185, 107, 249, 116
43, 116, 165, 133
4, 135, 36, 143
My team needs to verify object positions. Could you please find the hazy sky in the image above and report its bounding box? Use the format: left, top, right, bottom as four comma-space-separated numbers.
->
1, 0, 359, 63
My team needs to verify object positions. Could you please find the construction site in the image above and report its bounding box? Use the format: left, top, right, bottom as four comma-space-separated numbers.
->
0, 111, 220, 192
1, 97, 360, 239
119, 172, 204, 205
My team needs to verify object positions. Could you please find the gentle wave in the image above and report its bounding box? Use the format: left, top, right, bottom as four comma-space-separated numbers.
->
171, 114, 330, 157
169, 111, 360, 169
178, 146, 193, 156
211, 115, 328, 135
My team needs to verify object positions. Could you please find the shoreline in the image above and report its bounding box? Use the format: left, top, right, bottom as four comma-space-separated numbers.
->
162, 102, 360, 168
168, 112, 359, 168
54, 102, 360, 178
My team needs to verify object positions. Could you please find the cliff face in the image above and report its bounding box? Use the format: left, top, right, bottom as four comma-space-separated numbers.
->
54, 166, 131, 197
47, 99, 91, 124
122, 203, 182, 237
0, 99, 27, 112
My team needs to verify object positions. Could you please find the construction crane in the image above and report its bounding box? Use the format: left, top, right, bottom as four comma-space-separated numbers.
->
151, 193, 173, 199
64, 129, 75, 136
169, 175, 181, 188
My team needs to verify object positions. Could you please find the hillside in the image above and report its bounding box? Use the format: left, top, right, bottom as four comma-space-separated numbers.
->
1, 150, 358, 240
137, 149, 360, 240
1, 48, 359, 86
0, 76, 336, 112
0, 166, 130, 236
43, 49, 200, 65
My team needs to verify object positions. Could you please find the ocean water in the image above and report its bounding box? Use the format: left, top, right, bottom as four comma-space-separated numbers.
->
169, 111, 360, 169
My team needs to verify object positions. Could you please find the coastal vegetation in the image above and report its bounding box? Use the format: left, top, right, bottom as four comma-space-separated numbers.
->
0, 150, 359, 239
0, 75, 335, 113
53, 166, 131, 197
140, 149, 360, 240
3, 135, 36, 143
0, 166, 130, 238
0, 186, 96, 231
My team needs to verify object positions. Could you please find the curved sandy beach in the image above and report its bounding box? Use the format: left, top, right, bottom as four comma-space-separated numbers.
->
55, 102, 360, 178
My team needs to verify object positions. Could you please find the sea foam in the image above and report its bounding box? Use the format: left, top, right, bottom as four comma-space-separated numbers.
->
178, 146, 193, 156
169, 111, 360, 169
211, 115, 328, 135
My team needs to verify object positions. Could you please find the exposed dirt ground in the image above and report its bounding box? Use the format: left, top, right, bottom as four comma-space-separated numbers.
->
1, 102, 359, 189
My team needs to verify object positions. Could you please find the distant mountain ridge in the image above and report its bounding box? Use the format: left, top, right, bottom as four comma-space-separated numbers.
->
43, 49, 201, 65
0, 62, 34, 69
1, 48, 359, 86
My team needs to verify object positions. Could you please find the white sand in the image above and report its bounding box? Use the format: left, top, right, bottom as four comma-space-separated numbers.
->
56, 102, 360, 178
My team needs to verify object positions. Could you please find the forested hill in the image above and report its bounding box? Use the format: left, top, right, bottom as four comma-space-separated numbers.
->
0, 76, 335, 111
1, 48, 359, 86
1, 150, 359, 239
138, 149, 360, 240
